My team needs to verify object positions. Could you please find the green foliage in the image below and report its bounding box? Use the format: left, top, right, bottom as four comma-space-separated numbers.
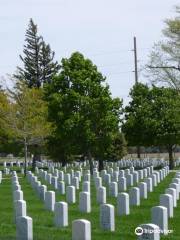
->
0, 89, 22, 155
0, 81, 52, 157
44, 52, 123, 163
122, 83, 180, 168
122, 83, 153, 147
123, 83, 180, 147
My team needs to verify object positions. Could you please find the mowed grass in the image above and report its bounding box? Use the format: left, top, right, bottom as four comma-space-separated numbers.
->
0, 171, 180, 240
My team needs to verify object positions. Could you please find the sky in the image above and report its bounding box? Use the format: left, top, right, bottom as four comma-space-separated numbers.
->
0, 0, 179, 105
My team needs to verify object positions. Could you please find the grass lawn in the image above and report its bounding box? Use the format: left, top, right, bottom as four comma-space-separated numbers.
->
0, 171, 179, 240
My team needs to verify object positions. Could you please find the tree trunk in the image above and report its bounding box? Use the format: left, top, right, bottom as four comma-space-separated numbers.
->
24, 139, 27, 177
168, 145, 174, 170
87, 150, 93, 175
137, 146, 141, 159
98, 159, 104, 172
61, 156, 66, 167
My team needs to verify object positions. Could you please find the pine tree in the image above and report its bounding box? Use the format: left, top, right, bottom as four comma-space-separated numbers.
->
15, 19, 42, 88
39, 40, 60, 85
15, 19, 60, 88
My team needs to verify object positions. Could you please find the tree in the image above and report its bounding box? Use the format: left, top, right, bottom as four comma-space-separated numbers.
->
14, 19, 60, 88
0, 90, 22, 156
0, 81, 52, 174
150, 87, 180, 169
122, 83, 180, 169
40, 40, 60, 85
106, 131, 127, 161
44, 52, 122, 173
122, 83, 153, 158
146, 6, 180, 91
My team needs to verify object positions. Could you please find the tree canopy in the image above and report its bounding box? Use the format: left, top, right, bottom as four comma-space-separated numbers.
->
122, 83, 180, 169
44, 52, 123, 172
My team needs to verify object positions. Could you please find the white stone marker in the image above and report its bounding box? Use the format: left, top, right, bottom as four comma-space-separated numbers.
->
165, 188, 177, 207
79, 192, 91, 213
100, 204, 115, 231
72, 219, 91, 240
151, 206, 168, 235
119, 170, 125, 178
16, 216, 33, 240
104, 174, 111, 185
109, 182, 118, 197
72, 177, 79, 190
144, 178, 153, 192
58, 171, 64, 181
51, 176, 58, 189
117, 192, 130, 216
169, 183, 179, 200
138, 182, 147, 199
160, 194, 173, 218
94, 177, 102, 189
172, 178, 180, 189
13, 190, 23, 201
129, 187, 140, 206
66, 186, 76, 204
46, 173, 52, 185
127, 174, 133, 187
97, 186, 106, 204
39, 185, 47, 201
54, 202, 68, 227
118, 177, 127, 191
137, 223, 160, 240
58, 181, 65, 194
133, 172, 139, 185
82, 181, 90, 193
15, 200, 27, 221
84, 174, 91, 182
45, 191, 55, 211
64, 173, 71, 185
151, 174, 157, 187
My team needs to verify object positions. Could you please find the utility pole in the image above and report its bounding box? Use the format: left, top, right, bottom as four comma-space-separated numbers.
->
133, 36, 138, 84
133, 37, 140, 158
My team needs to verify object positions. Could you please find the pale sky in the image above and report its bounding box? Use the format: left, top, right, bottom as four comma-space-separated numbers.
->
0, 0, 179, 104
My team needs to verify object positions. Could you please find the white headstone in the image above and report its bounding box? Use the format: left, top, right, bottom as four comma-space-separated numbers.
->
66, 186, 76, 204
129, 187, 140, 206
160, 194, 173, 218
117, 192, 130, 216
16, 216, 33, 240
45, 191, 55, 211
151, 206, 168, 235
54, 201, 68, 227
97, 186, 106, 204
72, 219, 91, 240
137, 223, 160, 240
100, 204, 115, 231
79, 192, 91, 213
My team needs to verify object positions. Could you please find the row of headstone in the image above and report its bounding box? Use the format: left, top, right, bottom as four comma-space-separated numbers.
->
97, 166, 170, 233
12, 171, 33, 240
27, 170, 93, 236
136, 169, 178, 240
35, 156, 170, 174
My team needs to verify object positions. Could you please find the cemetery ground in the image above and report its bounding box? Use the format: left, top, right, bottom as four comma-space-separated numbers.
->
0, 167, 180, 240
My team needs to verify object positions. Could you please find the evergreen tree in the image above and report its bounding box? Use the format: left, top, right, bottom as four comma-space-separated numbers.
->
15, 19, 42, 88
39, 40, 60, 85
15, 19, 60, 88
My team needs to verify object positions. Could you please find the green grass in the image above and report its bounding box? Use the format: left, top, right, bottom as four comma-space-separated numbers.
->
0, 171, 180, 239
